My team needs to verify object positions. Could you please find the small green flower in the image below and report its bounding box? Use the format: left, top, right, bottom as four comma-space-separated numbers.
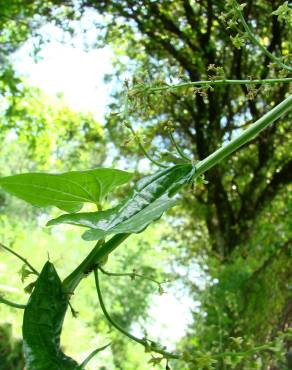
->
230, 34, 245, 49
272, 2, 292, 23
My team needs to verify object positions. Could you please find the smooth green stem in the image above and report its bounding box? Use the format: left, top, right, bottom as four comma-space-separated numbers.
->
233, 0, 292, 72
134, 135, 168, 169
212, 344, 273, 359
62, 234, 130, 293
95, 269, 276, 362
139, 78, 292, 94
195, 94, 292, 177
0, 295, 26, 309
0, 242, 39, 276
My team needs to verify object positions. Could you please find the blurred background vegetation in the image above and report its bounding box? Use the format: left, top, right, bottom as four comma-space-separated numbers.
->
0, 0, 291, 369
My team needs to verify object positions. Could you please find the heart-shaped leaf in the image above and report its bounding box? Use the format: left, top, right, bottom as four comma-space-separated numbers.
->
47, 164, 195, 240
0, 168, 133, 212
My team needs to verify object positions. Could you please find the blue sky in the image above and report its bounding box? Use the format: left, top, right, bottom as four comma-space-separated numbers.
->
12, 25, 114, 122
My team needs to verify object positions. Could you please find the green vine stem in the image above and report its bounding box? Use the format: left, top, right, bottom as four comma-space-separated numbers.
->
132, 78, 292, 95
0, 295, 26, 309
63, 234, 130, 293
94, 269, 147, 345
123, 90, 168, 169
195, 94, 292, 177
63, 94, 292, 294
232, 0, 292, 72
78, 343, 111, 369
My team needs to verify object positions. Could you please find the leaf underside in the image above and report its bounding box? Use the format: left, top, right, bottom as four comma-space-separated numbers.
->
0, 168, 133, 212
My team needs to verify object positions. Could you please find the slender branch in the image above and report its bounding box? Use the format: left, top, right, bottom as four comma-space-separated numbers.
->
79, 343, 111, 369
211, 344, 275, 359
0, 242, 39, 276
0, 295, 26, 309
132, 78, 292, 95
94, 269, 146, 345
232, 0, 292, 72
98, 266, 167, 292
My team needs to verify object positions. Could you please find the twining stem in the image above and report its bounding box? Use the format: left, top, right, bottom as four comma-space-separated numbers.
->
232, 0, 292, 72
0, 242, 39, 276
0, 295, 26, 309
195, 94, 292, 176
79, 343, 111, 369
94, 269, 180, 360
132, 78, 292, 95
63, 94, 292, 294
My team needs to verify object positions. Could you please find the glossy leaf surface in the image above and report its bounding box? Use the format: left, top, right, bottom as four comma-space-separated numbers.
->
48, 164, 195, 240
0, 168, 133, 212
22, 261, 80, 369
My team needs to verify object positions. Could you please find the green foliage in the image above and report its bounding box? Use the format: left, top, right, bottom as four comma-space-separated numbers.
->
0, 0, 292, 369
0, 323, 24, 370
0, 168, 133, 212
0, 87, 106, 170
